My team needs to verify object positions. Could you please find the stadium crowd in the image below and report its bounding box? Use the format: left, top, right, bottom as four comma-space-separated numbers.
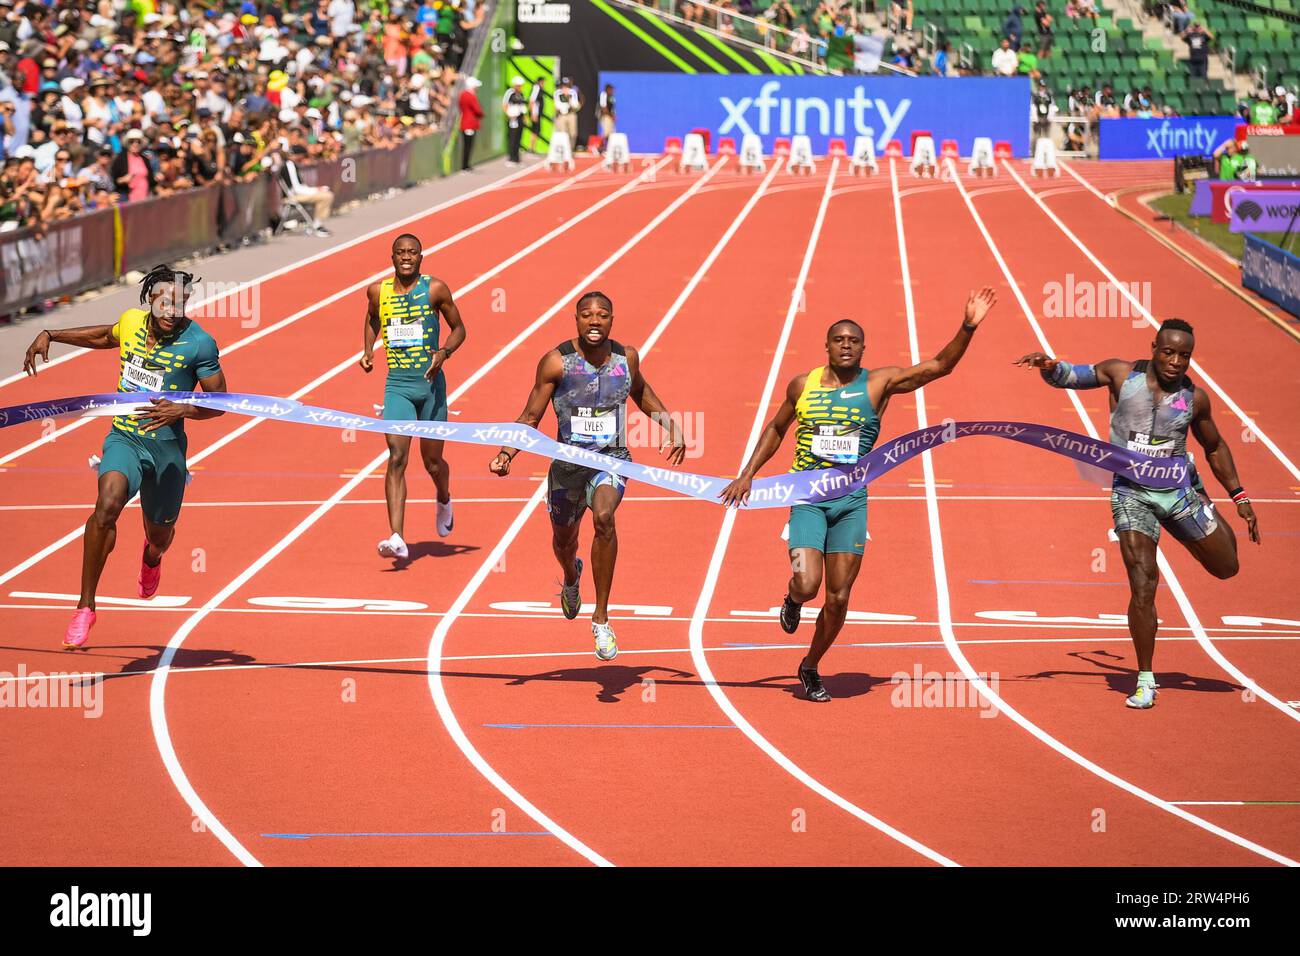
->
0, 0, 483, 231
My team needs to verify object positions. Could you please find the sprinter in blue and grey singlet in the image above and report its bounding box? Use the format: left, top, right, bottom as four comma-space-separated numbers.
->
490, 292, 688, 662
1019, 318, 1259, 710
721, 289, 998, 703
362, 233, 468, 561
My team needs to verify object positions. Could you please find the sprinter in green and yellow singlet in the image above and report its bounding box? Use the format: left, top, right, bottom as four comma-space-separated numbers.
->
720, 288, 997, 702
361, 233, 467, 561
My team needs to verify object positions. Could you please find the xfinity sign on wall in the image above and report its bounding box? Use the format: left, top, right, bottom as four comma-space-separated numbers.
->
598, 73, 1032, 155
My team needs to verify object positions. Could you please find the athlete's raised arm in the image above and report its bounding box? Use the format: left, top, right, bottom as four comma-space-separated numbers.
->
718, 372, 806, 508
359, 281, 382, 373
877, 287, 997, 400
625, 345, 686, 466
23, 323, 119, 376
1016, 351, 1131, 392
489, 350, 563, 476
1190, 387, 1259, 543
427, 277, 466, 382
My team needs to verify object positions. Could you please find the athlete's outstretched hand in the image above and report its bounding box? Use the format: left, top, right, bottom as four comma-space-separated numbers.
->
964, 287, 997, 327
1238, 500, 1260, 544
22, 330, 52, 376
359, 353, 374, 373
489, 452, 512, 476
660, 423, 687, 466
1014, 352, 1059, 370
718, 475, 752, 509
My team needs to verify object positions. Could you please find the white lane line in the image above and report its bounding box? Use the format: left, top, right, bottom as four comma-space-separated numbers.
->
684, 159, 958, 867
973, 161, 1300, 728
7, 631, 1300, 687
0, 164, 602, 467
1002, 158, 1300, 486
0, 160, 552, 391
933, 157, 1298, 865
145, 157, 680, 867
425, 156, 787, 869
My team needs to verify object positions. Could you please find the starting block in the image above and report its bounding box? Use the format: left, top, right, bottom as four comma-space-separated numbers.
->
739, 133, 765, 173
773, 138, 791, 157
789, 134, 816, 174
850, 134, 878, 175
546, 131, 575, 171
828, 138, 847, 158
679, 132, 707, 172
1032, 136, 1059, 177
587, 134, 603, 153
910, 135, 937, 177
940, 139, 959, 160
663, 136, 682, 156
885, 139, 903, 158
969, 136, 995, 177
602, 132, 630, 172
717, 137, 737, 156
993, 140, 1014, 160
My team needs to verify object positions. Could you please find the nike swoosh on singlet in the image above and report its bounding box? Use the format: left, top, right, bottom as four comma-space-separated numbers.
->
842, 391, 864, 397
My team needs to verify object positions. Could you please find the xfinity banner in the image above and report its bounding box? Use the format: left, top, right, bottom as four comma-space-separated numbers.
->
1098, 116, 1241, 160
597, 73, 1031, 155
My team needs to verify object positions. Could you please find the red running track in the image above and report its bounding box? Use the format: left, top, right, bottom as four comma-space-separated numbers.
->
0, 155, 1295, 866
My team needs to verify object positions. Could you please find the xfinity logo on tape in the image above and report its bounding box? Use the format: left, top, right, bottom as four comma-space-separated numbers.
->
50, 886, 151, 936
719, 80, 911, 142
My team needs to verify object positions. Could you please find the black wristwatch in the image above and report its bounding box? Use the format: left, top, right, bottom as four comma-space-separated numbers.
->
961, 320, 978, 333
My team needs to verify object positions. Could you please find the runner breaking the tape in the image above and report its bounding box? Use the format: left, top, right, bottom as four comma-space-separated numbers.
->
488, 292, 687, 661
1017, 318, 1259, 710
21, 264, 227, 649
719, 288, 998, 703
361, 233, 467, 561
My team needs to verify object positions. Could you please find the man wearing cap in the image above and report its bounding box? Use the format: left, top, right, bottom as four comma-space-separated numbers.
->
502, 74, 526, 165
553, 76, 580, 152
59, 76, 85, 132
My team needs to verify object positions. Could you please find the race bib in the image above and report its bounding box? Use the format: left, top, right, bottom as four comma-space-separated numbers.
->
1126, 430, 1174, 458
570, 407, 617, 444
121, 353, 164, 392
386, 321, 423, 348
811, 424, 859, 464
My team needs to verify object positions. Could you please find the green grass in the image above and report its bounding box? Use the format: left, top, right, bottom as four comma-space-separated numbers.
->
1151, 190, 1298, 260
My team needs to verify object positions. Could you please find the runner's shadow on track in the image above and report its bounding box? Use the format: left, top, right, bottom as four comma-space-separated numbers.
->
1018, 650, 1243, 698
504, 665, 696, 703
0, 644, 257, 685
383, 541, 481, 570
748, 671, 890, 701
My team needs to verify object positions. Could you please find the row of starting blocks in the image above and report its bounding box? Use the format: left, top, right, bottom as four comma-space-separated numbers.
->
546, 130, 1061, 178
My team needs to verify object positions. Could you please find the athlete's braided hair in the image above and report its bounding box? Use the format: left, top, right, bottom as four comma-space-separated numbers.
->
576, 290, 613, 311
139, 263, 197, 307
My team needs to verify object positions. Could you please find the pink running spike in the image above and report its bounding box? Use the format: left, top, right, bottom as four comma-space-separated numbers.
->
139, 545, 162, 599
63, 607, 97, 648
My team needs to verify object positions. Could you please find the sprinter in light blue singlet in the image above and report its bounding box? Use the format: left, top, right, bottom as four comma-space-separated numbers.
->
721, 288, 999, 703
489, 292, 688, 663
1019, 317, 1260, 710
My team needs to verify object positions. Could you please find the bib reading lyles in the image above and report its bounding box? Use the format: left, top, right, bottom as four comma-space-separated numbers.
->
570, 407, 618, 445
386, 320, 423, 348
811, 422, 860, 464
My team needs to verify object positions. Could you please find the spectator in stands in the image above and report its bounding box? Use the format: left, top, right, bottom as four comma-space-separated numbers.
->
889, 0, 914, 34
1244, 89, 1280, 125
1276, 85, 1297, 124
1181, 21, 1211, 79
1017, 41, 1038, 77
110, 128, 153, 202
1034, 2, 1054, 59
931, 40, 950, 77
77, 145, 113, 196
1167, 0, 1194, 35
1003, 5, 1025, 49
458, 75, 482, 172
992, 37, 1019, 76
277, 136, 333, 236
